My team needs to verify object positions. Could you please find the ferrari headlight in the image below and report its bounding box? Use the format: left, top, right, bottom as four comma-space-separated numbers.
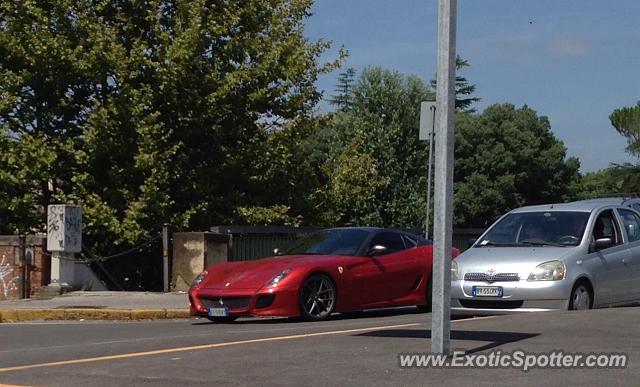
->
267, 269, 292, 286
451, 260, 458, 280
192, 270, 208, 287
528, 261, 565, 281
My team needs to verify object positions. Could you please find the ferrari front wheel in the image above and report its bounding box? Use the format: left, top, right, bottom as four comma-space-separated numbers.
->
300, 274, 336, 321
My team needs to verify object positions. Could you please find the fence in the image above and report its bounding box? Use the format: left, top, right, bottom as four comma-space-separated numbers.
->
210, 226, 319, 261
81, 234, 164, 292
210, 226, 486, 262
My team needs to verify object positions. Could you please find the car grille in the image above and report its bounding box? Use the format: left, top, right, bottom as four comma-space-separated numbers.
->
464, 273, 520, 283
255, 295, 275, 309
459, 300, 524, 309
200, 297, 251, 310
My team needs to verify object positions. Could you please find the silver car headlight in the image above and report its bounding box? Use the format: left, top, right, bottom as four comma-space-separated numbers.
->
527, 261, 565, 281
267, 269, 292, 286
451, 260, 458, 280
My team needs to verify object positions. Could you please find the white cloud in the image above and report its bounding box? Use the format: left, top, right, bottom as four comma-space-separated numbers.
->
548, 35, 594, 57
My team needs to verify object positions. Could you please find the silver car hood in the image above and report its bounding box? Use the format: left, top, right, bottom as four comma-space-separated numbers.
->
455, 246, 577, 279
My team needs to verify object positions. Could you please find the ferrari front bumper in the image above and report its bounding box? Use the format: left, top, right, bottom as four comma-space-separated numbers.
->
189, 286, 300, 318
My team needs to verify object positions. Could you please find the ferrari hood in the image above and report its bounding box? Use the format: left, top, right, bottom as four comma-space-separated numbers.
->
199, 254, 336, 290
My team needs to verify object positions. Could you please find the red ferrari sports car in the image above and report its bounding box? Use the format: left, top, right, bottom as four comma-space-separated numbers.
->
189, 227, 459, 322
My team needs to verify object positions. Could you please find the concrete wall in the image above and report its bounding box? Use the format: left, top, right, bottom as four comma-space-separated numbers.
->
0, 236, 49, 300
171, 232, 229, 291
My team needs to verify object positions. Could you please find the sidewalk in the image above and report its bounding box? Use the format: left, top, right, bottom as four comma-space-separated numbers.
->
0, 291, 190, 322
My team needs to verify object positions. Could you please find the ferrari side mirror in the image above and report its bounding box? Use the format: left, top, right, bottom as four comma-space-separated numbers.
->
367, 245, 387, 257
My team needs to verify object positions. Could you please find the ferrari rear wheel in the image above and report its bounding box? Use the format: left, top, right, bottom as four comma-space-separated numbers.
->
300, 274, 336, 321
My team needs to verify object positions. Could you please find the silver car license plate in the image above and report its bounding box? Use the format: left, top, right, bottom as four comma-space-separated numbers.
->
208, 307, 229, 317
472, 286, 503, 297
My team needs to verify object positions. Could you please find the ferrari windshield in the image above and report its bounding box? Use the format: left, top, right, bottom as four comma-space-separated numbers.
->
284, 229, 370, 256
477, 211, 590, 247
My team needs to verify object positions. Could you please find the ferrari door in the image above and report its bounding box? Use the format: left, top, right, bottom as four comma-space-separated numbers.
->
349, 232, 419, 303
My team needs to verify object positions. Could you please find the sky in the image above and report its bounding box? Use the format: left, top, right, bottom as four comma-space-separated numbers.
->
304, 0, 640, 173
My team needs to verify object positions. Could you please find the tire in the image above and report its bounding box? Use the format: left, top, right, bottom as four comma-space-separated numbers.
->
206, 316, 238, 323
299, 273, 336, 321
568, 282, 592, 310
417, 276, 433, 313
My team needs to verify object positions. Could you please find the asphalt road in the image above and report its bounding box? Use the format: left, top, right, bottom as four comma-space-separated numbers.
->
0, 307, 638, 386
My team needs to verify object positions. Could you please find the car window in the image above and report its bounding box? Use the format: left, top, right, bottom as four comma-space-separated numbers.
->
284, 229, 370, 256
592, 210, 622, 246
630, 203, 640, 214
368, 232, 405, 255
478, 211, 589, 247
618, 209, 640, 243
402, 234, 418, 248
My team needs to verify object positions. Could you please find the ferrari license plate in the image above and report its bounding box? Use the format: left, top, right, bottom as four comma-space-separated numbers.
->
208, 307, 229, 317
472, 286, 503, 297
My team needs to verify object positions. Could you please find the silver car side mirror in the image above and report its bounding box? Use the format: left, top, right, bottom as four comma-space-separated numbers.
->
594, 237, 613, 251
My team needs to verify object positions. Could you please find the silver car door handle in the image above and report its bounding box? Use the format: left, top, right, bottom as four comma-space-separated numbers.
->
622, 258, 629, 265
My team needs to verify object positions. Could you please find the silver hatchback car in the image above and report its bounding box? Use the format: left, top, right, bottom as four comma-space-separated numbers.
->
451, 199, 640, 315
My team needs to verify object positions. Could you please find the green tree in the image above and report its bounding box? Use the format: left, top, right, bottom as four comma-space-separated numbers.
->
315, 67, 433, 228
328, 67, 356, 112
0, 0, 338, 247
610, 102, 640, 157
321, 135, 389, 225
234, 116, 333, 226
0, 0, 99, 234
430, 57, 480, 113
578, 164, 640, 197
454, 104, 581, 226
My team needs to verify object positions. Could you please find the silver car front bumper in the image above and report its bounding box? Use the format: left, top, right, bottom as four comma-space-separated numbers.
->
450, 279, 571, 316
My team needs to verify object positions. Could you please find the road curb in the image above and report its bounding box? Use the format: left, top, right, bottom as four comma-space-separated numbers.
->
0, 308, 190, 323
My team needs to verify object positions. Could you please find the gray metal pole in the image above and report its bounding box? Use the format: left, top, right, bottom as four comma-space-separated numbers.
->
431, 0, 456, 355
425, 106, 436, 240
162, 224, 170, 293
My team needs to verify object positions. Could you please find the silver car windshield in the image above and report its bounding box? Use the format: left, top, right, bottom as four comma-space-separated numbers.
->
477, 211, 590, 247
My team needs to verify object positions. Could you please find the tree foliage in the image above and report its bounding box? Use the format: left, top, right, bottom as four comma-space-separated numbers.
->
578, 164, 640, 198
328, 67, 356, 112
316, 66, 580, 229
0, 0, 585, 256
610, 102, 640, 157
454, 104, 581, 226
0, 0, 338, 248
430, 57, 480, 113
315, 67, 434, 228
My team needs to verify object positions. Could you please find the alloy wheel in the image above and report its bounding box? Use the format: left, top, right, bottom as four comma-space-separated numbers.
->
300, 274, 336, 320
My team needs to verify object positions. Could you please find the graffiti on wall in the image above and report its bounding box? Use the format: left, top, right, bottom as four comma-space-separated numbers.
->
47, 205, 82, 252
0, 254, 18, 299
47, 205, 64, 250
64, 207, 82, 251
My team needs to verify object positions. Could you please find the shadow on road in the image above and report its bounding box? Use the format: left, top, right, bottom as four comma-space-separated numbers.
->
355, 329, 539, 354
192, 306, 433, 325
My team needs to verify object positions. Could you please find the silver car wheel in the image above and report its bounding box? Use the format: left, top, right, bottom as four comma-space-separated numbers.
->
300, 274, 336, 320
570, 285, 591, 310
